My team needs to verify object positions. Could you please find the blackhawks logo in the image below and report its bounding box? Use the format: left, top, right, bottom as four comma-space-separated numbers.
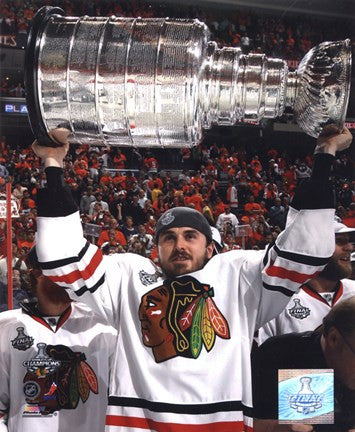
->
23, 343, 98, 416
139, 276, 230, 363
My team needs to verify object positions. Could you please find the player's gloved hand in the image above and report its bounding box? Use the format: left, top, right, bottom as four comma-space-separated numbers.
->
31, 128, 70, 168
314, 125, 352, 156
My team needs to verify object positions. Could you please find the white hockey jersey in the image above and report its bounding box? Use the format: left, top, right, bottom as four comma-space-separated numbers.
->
0, 302, 117, 432
258, 279, 355, 345
36, 203, 335, 432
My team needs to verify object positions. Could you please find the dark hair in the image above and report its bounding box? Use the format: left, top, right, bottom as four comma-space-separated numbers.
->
323, 296, 355, 338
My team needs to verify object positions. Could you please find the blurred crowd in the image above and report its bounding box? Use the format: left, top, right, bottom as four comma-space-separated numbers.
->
0, 129, 354, 309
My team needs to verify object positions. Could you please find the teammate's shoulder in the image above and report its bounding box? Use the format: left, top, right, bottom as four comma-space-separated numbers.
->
0, 308, 23, 327
341, 278, 355, 292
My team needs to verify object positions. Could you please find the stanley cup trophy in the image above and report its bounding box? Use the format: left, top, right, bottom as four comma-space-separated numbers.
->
25, 6, 351, 148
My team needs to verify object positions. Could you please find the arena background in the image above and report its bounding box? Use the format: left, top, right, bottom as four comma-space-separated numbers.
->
0, 0, 354, 310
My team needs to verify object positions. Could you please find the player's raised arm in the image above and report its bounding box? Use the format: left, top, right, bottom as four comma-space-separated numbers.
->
255, 126, 352, 328
32, 130, 117, 323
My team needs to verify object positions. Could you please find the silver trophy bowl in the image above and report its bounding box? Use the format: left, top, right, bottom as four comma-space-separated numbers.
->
25, 7, 351, 148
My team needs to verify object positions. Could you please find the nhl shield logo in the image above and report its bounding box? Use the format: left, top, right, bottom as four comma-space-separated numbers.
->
160, 211, 175, 226
11, 327, 34, 351
288, 298, 311, 320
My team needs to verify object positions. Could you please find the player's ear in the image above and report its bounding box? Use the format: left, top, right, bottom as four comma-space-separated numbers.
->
326, 326, 341, 349
206, 241, 214, 259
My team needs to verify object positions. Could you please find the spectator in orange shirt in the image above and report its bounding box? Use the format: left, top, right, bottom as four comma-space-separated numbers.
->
249, 176, 263, 200
17, 230, 35, 252
113, 149, 127, 169
212, 197, 226, 221
244, 195, 262, 216
143, 153, 158, 173
191, 171, 204, 188
185, 187, 203, 212
73, 159, 88, 178
148, 173, 163, 191
97, 225, 127, 248
251, 155, 262, 175
99, 171, 113, 186
112, 172, 126, 187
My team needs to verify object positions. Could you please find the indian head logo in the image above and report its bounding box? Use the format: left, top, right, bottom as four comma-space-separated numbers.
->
139, 276, 230, 363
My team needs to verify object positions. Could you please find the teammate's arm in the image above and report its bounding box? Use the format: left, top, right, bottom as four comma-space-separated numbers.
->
254, 127, 352, 328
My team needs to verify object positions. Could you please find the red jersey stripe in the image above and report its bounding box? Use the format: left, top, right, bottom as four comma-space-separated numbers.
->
48, 249, 103, 284
266, 266, 320, 284
105, 415, 251, 432
302, 286, 329, 305
333, 282, 343, 305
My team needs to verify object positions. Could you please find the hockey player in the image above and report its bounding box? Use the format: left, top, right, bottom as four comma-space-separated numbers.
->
32, 126, 352, 431
252, 295, 355, 432
258, 221, 355, 345
0, 247, 117, 432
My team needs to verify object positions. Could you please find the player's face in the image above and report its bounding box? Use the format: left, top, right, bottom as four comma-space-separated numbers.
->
328, 233, 353, 279
139, 285, 171, 347
157, 227, 214, 278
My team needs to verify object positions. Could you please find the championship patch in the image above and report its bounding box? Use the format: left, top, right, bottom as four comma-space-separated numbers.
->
139, 270, 161, 286
11, 327, 34, 351
278, 369, 334, 424
22, 343, 98, 416
139, 276, 230, 363
288, 298, 311, 320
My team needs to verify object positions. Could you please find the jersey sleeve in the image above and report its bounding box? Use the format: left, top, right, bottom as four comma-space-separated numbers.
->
254, 154, 335, 328
36, 167, 120, 325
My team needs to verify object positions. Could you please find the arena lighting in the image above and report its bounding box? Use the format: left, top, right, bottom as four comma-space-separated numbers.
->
25, 6, 351, 148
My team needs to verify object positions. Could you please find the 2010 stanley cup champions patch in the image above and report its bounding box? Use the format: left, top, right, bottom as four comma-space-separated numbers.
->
138, 276, 230, 363
22, 343, 98, 417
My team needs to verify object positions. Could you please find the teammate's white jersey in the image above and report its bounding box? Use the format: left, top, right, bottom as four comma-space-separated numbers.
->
0, 302, 117, 432
36, 201, 335, 432
258, 279, 355, 345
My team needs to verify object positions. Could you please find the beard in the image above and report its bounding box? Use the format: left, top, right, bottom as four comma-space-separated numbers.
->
161, 249, 210, 278
319, 258, 352, 281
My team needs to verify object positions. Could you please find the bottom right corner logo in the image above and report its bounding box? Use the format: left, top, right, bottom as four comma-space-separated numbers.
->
278, 369, 334, 424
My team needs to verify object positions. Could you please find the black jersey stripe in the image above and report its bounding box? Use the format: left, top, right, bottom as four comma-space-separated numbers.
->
75, 274, 106, 297
262, 282, 295, 297
273, 245, 331, 267
108, 396, 252, 416
263, 242, 274, 266
39, 241, 91, 270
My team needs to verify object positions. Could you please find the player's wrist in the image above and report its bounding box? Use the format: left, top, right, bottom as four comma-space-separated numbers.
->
313, 143, 337, 157
43, 156, 64, 168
